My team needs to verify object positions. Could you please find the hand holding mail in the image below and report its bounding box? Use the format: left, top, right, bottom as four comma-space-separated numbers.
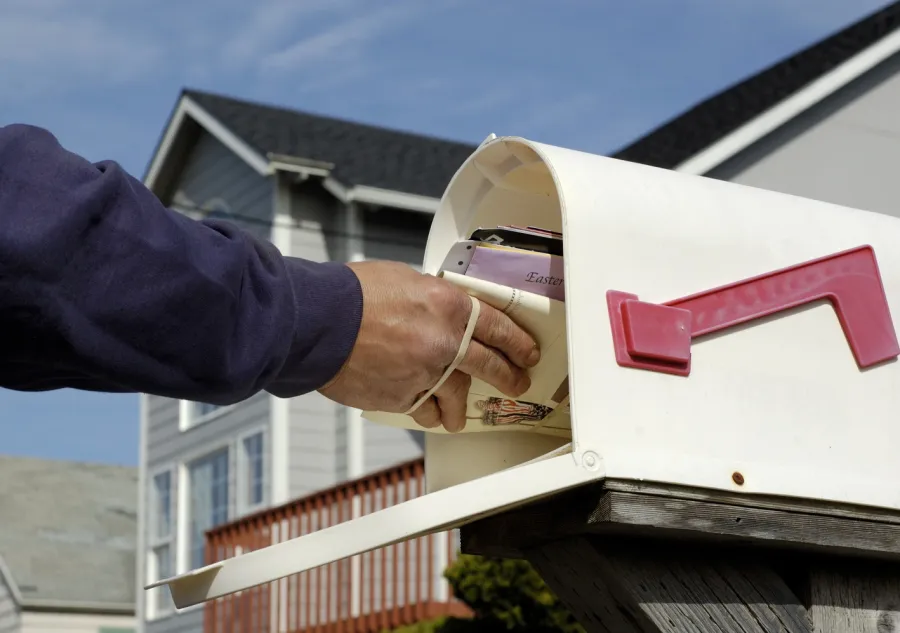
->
318, 260, 540, 432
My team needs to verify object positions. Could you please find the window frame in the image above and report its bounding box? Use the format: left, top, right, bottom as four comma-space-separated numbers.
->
185, 446, 232, 572
145, 465, 175, 620
236, 426, 268, 516
178, 399, 237, 432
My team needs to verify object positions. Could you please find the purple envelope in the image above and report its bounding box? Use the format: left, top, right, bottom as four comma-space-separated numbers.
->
465, 246, 565, 302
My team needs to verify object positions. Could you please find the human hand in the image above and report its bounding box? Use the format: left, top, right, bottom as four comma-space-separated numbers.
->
318, 260, 540, 432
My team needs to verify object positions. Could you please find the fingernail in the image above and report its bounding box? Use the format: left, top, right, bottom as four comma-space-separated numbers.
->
527, 344, 541, 366
516, 374, 532, 396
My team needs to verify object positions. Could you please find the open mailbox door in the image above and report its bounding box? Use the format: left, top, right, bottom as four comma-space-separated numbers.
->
148, 135, 900, 610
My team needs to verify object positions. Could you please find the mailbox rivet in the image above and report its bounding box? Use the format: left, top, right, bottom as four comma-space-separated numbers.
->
582, 451, 600, 471
732, 471, 745, 486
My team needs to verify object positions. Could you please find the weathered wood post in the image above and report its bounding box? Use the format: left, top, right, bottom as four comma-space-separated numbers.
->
462, 480, 900, 632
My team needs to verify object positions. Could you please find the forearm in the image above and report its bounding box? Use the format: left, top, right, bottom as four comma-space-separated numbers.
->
0, 124, 362, 403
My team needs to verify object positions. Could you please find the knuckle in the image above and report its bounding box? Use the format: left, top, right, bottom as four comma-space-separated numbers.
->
424, 279, 458, 310
497, 318, 531, 358
485, 354, 513, 387
493, 318, 516, 348
473, 349, 493, 374
447, 371, 471, 397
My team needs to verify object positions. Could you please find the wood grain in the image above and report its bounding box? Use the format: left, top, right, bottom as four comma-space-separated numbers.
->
461, 482, 900, 560
808, 562, 900, 632
526, 537, 811, 633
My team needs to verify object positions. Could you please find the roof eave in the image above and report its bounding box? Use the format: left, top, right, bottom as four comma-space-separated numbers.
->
18, 598, 135, 616
674, 23, 900, 176
322, 177, 440, 214
143, 94, 272, 196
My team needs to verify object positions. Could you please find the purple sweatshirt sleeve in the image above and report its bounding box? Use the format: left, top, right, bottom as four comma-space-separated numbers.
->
0, 124, 363, 404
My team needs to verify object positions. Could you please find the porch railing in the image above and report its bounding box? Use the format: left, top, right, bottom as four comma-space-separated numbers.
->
204, 458, 470, 633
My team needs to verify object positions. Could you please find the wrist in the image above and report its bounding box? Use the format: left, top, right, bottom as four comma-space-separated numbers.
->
267, 258, 363, 397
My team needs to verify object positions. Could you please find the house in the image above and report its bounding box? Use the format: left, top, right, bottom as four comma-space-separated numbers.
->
136, 89, 479, 633
0, 456, 137, 633
137, 0, 900, 631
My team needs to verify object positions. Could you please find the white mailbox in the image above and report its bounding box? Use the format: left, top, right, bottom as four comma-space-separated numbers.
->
149, 135, 900, 609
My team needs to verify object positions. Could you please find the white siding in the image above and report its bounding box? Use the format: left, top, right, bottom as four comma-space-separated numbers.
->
362, 423, 423, 474
170, 131, 274, 242
288, 185, 343, 262
709, 50, 900, 219
287, 392, 345, 496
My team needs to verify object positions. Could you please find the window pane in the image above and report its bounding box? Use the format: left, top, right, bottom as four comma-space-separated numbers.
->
362, 206, 430, 265
152, 471, 171, 539
195, 402, 223, 418
154, 544, 172, 613
189, 449, 229, 569
243, 433, 264, 507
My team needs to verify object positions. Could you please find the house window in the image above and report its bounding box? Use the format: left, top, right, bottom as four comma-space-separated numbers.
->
240, 432, 265, 512
179, 400, 233, 431
361, 206, 430, 266
152, 544, 173, 613
153, 471, 172, 540
194, 402, 224, 418
188, 449, 230, 570
148, 470, 174, 617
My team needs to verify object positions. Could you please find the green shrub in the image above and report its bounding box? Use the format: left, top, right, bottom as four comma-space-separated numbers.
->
388, 554, 583, 633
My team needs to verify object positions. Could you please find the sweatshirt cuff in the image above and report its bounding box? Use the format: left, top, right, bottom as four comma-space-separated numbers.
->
267, 258, 363, 397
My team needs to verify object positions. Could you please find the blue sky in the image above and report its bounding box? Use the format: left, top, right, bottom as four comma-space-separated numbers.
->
0, 0, 887, 466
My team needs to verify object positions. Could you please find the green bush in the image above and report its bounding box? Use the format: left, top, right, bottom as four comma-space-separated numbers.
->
388, 554, 583, 633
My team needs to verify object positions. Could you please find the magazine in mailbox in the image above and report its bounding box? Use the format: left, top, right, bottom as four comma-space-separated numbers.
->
362, 226, 572, 438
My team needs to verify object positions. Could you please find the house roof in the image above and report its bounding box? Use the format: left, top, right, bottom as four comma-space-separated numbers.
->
182, 89, 478, 199
612, 0, 900, 170
0, 455, 137, 612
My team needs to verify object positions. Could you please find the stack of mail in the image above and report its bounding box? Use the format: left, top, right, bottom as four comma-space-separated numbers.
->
363, 226, 571, 438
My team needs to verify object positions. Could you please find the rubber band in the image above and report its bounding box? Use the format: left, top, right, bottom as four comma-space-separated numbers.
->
405, 295, 481, 415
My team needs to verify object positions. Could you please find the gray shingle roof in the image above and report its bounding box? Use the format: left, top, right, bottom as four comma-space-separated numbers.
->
0, 456, 137, 611
183, 89, 478, 199
612, 1, 900, 169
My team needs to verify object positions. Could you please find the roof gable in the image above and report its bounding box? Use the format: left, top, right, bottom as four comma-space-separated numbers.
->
182, 90, 477, 199
612, 1, 900, 171
0, 456, 137, 612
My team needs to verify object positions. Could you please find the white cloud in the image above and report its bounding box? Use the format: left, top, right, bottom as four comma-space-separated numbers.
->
259, 1, 434, 72
221, 0, 354, 67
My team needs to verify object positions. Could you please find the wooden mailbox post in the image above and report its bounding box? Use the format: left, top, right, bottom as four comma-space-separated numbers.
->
462, 480, 900, 633
151, 137, 900, 633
